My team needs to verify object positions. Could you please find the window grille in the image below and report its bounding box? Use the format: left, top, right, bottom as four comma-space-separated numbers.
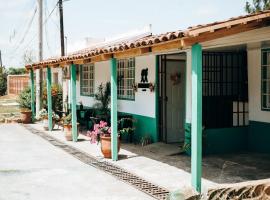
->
262, 49, 270, 110
80, 64, 94, 96
203, 51, 248, 128
117, 58, 135, 100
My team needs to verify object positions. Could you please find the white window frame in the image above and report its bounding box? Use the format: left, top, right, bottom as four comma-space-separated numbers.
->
80, 64, 95, 96
117, 58, 135, 100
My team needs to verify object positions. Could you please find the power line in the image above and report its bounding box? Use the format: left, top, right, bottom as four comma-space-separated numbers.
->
7, 0, 59, 60
15, 7, 37, 50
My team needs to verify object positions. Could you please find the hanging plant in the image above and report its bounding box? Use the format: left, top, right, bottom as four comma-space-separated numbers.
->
170, 72, 181, 85
132, 83, 138, 93
149, 83, 155, 92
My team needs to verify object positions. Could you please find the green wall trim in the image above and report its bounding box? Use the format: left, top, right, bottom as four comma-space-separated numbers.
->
248, 121, 270, 153
119, 112, 158, 143
204, 127, 248, 154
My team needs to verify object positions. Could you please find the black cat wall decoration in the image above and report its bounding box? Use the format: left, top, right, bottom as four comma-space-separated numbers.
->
140, 68, 148, 83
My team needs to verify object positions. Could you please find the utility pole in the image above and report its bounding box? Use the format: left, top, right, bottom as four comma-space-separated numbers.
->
58, 0, 66, 112
36, 0, 43, 117
59, 0, 65, 57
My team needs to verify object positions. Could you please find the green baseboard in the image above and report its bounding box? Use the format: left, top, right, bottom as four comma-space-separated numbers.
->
248, 121, 270, 153
119, 112, 158, 143
204, 127, 248, 154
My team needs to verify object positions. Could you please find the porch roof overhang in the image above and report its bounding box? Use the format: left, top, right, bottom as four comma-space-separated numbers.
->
25, 10, 270, 70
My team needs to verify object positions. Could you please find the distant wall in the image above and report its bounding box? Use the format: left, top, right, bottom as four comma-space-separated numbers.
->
7, 75, 29, 95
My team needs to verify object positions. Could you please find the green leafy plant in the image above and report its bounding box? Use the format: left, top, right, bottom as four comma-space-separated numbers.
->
0, 67, 7, 96
245, 0, 270, 13
93, 82, 111, 116
38, 108, 60, 121
62, 113, 72, 125
140, 135, 152, 147
42, 83, 63, 112
17, 86, 32, 111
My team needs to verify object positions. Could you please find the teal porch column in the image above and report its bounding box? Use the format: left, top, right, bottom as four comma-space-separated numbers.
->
191, 43, 202, 192
110, 58, 118, 161
30, 68, 35, 120
70, 64, 78, 142
46, 67, 53, 131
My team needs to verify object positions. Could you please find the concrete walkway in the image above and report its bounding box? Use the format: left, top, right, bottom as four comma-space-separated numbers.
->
28, 122, 216, 194
0, 124, 153, 200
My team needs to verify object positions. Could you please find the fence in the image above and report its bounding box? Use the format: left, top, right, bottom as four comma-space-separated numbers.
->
7, 74, 30, 95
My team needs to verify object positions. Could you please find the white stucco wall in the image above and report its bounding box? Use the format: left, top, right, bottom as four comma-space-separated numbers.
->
118, 55, 156, 118
75, 55, 156, 118
248, 43, 270, 123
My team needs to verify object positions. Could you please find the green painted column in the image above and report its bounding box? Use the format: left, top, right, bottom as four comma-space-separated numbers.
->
110, 58, 118, 161
30, 68, 35, 120
70, 64, 78, 142
191, 43, 202, 193
46, 67, 53, 131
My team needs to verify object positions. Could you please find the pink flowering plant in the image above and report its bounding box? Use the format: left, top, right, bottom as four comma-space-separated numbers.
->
87, 121, 111, 144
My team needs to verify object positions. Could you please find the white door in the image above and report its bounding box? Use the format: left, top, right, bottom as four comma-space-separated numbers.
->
166, 61, 185, 143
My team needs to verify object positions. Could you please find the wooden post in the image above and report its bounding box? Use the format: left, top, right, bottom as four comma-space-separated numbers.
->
70, 64, 78, 142
46, 67, 53, 131
110, 58, 118, 161
191, 43, 202, 193
30, 69, 35, 120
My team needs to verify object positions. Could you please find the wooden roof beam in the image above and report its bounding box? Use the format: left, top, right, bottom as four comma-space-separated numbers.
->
182, 19, 269, 47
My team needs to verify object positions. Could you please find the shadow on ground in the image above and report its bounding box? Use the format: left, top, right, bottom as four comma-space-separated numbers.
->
121, 142, 270, 184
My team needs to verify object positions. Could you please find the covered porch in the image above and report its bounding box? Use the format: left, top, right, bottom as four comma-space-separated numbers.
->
25, 11, 270, 194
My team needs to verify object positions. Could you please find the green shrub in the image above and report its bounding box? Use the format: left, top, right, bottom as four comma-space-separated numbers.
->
17, 86, 32, 110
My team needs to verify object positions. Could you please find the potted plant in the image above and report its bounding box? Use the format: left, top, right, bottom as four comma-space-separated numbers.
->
118, 117, 136, 143
87, 120, 120, 159
38, 108, 59, 130
62, 113, 79, 141
17, 86, 33, 124
79, 101, 85, 119
93, 82, 111, 121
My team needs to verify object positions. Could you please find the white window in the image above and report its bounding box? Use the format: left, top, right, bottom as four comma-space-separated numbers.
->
80, 64, 94, 96
117, 58, 135, 100
262, 49, 270, 110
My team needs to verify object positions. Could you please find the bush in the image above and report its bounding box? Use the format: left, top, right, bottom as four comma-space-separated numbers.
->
17, 86, 32, 110
0, 67, 7, 96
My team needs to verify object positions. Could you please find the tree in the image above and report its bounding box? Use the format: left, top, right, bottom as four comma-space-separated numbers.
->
8, 67, 26, 75
245, 0, 270, 13
0, 66, 7, 96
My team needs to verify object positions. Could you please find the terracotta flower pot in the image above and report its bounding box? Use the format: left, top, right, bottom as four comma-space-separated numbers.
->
64, 123, 79, 141
100, 135, 120, 158
20, 110, 32, 124
43, 119, 55, 131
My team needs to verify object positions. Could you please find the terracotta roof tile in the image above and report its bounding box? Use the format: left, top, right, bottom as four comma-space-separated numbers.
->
28, 10, 270, 67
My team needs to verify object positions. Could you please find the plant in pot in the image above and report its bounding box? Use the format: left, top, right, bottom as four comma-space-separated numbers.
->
17, 86, 33, 124
118, 117, 136, 143
93, 82, 111, 121
38, 108, 59, 131
87, 120, 120, 159
79, 101, 85, 119
62, 113, 79, 141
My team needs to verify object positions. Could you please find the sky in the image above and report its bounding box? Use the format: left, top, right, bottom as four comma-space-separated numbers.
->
0, 0, 248, 68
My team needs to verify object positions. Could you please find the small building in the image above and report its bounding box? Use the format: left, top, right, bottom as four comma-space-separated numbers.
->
25, 10, 270, 192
